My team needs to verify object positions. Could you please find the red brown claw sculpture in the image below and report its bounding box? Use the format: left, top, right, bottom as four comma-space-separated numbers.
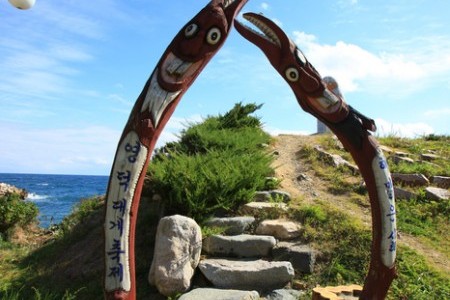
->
235, 13, 397, 300
103, 1, 248, 299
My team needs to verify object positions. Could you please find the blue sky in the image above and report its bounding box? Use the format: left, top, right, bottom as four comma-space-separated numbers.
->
1, 0, 449, 175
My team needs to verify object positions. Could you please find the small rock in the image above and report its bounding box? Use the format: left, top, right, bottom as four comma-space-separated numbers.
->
394, 151, 410, 157
272, 242, 316, 274
204, 216, 255, 235
430, 176, 450, 189
198, 259, 295, 291
202, 234, 276, 258
394, 187, 418, 200
240, 202, 289, 216
313, 146, 358, 173
255, 219, 301, 240
391, 173, 429, 187
253, 190, 291, 203
420, 153, 441, 161
296, 173, 310, 181
265, 289, 305, 300
148, 215, 202, 296
392, 155, 415, 164
178, 288, 260, 300
379, 145, 393, 154
425, 187, 449, 201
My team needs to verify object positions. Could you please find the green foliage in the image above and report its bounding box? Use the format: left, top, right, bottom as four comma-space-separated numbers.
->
396, 198, 449, 254
0, 286, 85, 300
150, 149, 272, 222
390, 247, 450, 300
54, 196, 104, 238
0, 194, 38, 239
292, 203, 370, 283
149, 103, 274, 222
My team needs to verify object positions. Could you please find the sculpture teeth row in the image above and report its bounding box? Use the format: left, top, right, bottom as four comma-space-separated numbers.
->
243, 15, 281, 47
223, 0, 236, 9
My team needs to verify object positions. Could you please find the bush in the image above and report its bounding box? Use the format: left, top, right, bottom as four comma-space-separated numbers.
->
149, 102, 274, 222
0, 193, 38, 239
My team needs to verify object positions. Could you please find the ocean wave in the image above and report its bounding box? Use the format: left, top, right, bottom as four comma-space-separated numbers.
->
26, 193, 49, 202
37, 183, 49, 186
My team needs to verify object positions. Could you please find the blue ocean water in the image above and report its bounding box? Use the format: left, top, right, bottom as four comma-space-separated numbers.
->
0, 173, 109, 228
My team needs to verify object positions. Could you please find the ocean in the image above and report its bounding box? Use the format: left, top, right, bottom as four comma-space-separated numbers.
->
0, 173, 109, 228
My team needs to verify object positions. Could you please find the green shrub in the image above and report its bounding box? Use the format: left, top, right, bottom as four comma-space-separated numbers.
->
149, 102, 274, 222
150, 149, 272, 222
0, 194, 38, 239
56, 196, 104, 237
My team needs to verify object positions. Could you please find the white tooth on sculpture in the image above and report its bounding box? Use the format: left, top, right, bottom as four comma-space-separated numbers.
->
244, 15, 281, 47
224, 0, 235, 9
141, 71, 181, 127
166, 57, 185, 74
174, 61, 192, 75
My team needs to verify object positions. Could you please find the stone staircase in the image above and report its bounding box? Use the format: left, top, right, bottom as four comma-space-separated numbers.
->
149, 189, 316, 299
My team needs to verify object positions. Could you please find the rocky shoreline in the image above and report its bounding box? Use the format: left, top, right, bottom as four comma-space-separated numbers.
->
0, 182, 28, 199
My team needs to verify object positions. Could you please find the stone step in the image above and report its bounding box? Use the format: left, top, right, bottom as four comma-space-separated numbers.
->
254, 190, 291, 203
273, 242, 316, 274
425, 186, 449, 200
203, 234, 276, 258
240, 202, 289, 216
178, 288, 259, 300
255, 219, 302, 240
198, 258, 295, 291
204, 216, 256, 235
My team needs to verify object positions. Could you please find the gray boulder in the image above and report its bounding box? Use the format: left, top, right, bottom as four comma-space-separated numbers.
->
148, 215, 202, 296
203, 234, 276, 258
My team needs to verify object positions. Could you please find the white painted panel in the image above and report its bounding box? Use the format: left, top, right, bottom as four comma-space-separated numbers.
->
104, 131, 148, 292
371, 149, 397, 268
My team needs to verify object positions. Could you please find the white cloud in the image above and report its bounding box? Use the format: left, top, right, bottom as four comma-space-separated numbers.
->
424, 108, 450, 118
292, 31, 450, 97
261, 2, 270, 10
374, 118, 434, 138
264, 125, 311, 136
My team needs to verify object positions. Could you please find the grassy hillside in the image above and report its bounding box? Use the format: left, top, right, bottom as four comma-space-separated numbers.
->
0, 105, 448, 299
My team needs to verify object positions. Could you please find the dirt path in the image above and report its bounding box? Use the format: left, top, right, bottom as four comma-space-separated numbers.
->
270, 134, 449, 275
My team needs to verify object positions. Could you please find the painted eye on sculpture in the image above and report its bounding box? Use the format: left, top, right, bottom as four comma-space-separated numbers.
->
184, 23, 198, 38
285, 67, 299, 82
206, 27, 221, 45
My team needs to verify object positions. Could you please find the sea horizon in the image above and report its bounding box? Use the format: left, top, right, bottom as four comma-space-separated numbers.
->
0, 173, 109, 228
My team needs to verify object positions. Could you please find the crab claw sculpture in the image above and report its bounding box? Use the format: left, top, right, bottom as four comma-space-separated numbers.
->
235, 13, 397, 300
103, 1, 248, 299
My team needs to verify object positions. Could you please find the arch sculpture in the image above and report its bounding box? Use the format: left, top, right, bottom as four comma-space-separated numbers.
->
103, 2, 397, 299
